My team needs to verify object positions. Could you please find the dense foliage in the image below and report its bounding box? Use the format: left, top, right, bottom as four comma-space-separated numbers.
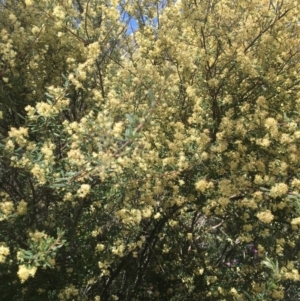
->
1, 0, 300, 300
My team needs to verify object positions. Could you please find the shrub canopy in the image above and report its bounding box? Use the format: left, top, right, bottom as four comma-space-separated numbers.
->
1, 0, 300, 300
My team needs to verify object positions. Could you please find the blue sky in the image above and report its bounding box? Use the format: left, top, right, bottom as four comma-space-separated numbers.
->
119, 2, 163, 35
121, 11, 139, 35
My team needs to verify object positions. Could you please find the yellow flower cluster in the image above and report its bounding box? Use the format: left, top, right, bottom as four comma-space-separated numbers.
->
87, 42, 101, 61
98, 261, 110, 277
17, 265, 37, 283
281, 262, 300, 281
0, 245, 10, 263
36, 102, 55, 118
53, 6, 66, 20
63, 192, 73, 202
25, 0, 33, 6
269, 183, 288, 198
111, 243, 125, 257
276, 238, 286, 256
95, 243, 105, 252
67, 149, 86, 167
41, 141, 55, 163
58, 284, 79, 301
256, 210, 274, 223
265, 117, 278, 137
252, 281, 265, 293
195, 179, 209, 192
256, 137, 271, 148
0, 201, 14, 220
77, 184, 91, 198
28, 230, 48, 243
31, 164, 46, 185
168, 219, 178, 227
115, 208, 142, 225
24, 105, 36, 120
291, 217, 300, 225
271, 286, 285, 299
8, 127, 28, 147
17, 200, 27, 215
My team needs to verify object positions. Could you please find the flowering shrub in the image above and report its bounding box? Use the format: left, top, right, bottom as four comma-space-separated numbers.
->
0, 0, 300, 300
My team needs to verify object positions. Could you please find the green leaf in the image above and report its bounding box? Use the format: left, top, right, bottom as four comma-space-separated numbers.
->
125, 128, 132, 138
148, 89, 155, 106
259, 187, 270, 192
50, 183, 67, 188
61, 74, 67, 80
54, 177, 68, 182
36, 153, 43, 161
45, 92, 54, 99
243, 291, 253, 301
65, 172, 78, 176
125, 114, 134, 124
16, 113, 25, 120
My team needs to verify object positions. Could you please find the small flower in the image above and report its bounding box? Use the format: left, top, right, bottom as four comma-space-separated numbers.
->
252, 248, 258, 255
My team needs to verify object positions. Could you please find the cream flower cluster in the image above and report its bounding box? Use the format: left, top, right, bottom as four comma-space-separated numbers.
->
77, 184, 91, 198
269, 183, 288, 198
17, 265, 37, 283
0, 245, 10, 263
256, 210, 274, 223
17, 200, 27, 215
8, 127, 28, 147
